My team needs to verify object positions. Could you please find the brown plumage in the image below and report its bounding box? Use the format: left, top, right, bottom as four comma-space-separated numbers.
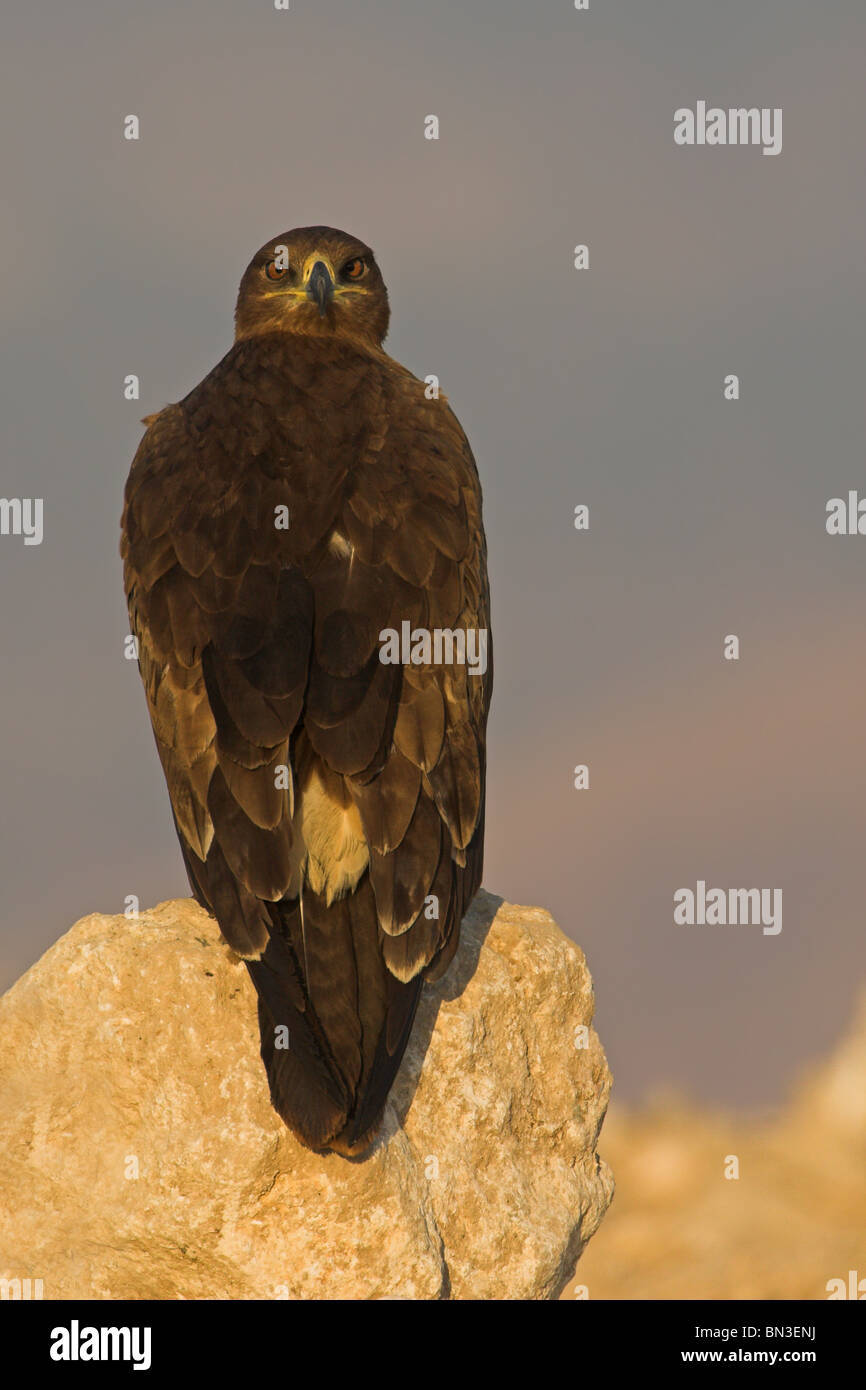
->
120, 226, 492, 1154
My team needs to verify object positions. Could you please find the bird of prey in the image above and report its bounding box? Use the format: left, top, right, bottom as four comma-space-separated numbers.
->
121, 226, 491, 1155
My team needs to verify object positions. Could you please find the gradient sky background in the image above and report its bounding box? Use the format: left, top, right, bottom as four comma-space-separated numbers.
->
1, 0, 864, 1107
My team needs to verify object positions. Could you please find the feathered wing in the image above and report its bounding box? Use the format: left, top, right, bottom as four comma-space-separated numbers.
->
121, 335, 491, 1152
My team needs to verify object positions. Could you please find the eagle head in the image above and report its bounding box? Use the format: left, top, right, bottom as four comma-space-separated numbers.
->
234, 225, 390, 347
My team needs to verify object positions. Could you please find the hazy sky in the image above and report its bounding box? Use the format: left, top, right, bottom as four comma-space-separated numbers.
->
1, 0, 864, 1106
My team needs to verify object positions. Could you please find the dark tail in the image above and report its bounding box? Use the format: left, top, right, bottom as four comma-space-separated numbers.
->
246, 873, 424, 1153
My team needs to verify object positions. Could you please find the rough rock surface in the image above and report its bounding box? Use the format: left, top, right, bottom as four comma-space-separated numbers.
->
0, 889, 612, 1300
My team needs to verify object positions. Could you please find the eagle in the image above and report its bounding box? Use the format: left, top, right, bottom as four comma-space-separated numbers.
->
120, 226, 491, 1155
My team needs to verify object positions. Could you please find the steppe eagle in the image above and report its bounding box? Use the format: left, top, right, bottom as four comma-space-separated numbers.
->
121, 226, 491, 1154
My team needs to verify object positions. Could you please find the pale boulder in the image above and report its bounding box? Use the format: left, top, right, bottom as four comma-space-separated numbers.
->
0, 889, 612, 1300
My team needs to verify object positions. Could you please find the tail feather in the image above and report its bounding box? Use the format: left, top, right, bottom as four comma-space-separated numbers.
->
336, 970, 423, 1153
245, 909, 351, 1149
245, 872, 424, 1153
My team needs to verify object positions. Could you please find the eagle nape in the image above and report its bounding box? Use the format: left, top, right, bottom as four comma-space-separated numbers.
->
121, 225, 491, 1154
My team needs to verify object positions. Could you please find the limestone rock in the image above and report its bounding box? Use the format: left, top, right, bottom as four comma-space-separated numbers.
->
0, 889, 612, 1300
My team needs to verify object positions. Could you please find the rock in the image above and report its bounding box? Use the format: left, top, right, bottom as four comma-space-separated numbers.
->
787, 988, 866, 1145
571, 990, 866, 1300
0, 889, 612, 1300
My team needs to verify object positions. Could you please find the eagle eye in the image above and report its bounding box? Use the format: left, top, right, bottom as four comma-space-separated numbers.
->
342, 257, 367, 281
264, 260, 288, 282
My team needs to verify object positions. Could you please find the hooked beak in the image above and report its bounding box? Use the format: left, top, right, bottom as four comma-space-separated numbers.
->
306, 260, 334, 316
